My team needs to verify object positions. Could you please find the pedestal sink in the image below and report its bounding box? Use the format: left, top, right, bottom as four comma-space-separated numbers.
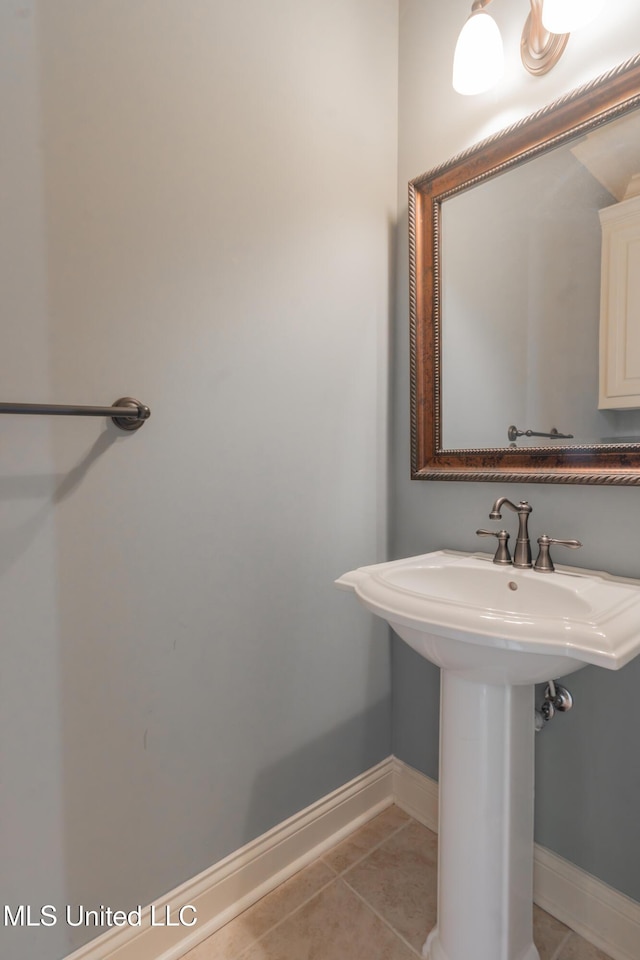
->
336, 550, 640, 960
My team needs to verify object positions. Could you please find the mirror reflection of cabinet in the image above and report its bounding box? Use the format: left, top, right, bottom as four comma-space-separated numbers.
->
599, 187, 640, 410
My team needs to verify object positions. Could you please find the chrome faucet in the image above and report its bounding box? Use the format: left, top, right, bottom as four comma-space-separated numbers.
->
489, 497, 533, 568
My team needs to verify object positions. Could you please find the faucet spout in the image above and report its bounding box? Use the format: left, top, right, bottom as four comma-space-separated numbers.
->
489, 496, 518, 520
489, 498, 533, 568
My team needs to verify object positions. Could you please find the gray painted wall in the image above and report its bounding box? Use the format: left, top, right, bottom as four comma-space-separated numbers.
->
0, 3, 397, 958
394, 0, 640, 902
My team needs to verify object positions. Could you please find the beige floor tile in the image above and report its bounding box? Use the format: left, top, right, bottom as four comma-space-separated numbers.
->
178, 813, 607, 960
533, 905, 571, 960
556, 934, 614, 960
240, 879, 417, 960
181, 860, 334, 960
343, 819, 438, 953
322, 804, 410, 874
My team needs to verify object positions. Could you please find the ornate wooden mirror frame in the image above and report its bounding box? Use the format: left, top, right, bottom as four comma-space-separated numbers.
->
410, 54, 640, 485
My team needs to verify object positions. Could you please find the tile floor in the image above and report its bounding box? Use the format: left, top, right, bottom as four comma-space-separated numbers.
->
181, 805, 613, 960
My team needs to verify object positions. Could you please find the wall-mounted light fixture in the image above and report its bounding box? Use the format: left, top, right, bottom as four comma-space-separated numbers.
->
452, 0, 604, 95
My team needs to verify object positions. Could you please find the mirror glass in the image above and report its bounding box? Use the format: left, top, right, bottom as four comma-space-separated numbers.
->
409, 54, 640, 483
441, 110, 640, 450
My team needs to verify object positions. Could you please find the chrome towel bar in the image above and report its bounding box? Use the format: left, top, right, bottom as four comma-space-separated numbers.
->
0, 397, 150, 431
507, 424, 573, 441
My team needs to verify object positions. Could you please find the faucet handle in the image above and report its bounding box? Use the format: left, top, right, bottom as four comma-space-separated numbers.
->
476, 529, 512, 565
534, 535, 582, 573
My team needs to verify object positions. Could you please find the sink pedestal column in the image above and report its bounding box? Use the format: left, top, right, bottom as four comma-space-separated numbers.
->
423, 672, 540, 960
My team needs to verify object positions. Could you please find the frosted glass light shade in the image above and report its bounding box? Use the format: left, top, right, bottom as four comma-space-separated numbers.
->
452, 11, 504, 96
541, 0, 604, 34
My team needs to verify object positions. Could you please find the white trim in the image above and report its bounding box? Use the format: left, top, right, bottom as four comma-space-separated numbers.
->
64, 758, 394, 960
534, 844, 640, 960
64, 757, 640, 960
391, 756, 438, 832
393, 760, 640, 960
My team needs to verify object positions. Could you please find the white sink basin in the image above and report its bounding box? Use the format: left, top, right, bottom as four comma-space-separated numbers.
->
336, 549, 640, 684
337, 549, 640, 960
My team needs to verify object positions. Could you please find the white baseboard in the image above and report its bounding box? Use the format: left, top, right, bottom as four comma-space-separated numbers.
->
64, 756, 640, 960
390, 756, 438, 833
392, 760, 640, 960
534, 844, 640, 960
64, 758, 394, 960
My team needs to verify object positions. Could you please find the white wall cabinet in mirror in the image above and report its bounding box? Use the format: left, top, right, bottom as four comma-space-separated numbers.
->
409, 54, 640, 484
599, 190, 640, 412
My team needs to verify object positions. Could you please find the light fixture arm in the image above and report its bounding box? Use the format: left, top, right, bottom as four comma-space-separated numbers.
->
527, 0, 550, 55
521, 0, 569, 76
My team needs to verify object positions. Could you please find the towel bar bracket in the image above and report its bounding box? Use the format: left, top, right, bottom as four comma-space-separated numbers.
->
110, 397, 151, 431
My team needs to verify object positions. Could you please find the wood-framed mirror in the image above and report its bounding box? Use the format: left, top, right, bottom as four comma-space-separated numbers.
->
410, 54, 640, 484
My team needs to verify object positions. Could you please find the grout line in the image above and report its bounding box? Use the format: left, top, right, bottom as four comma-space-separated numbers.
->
232, 875, 338, 960
342, 876, 424, 958
549, 929, 574, 960
320, 816, 413, 877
